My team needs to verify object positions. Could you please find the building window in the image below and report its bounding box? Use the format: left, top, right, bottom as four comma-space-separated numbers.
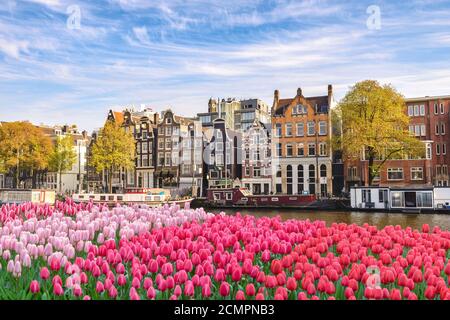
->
164, 153, 171, 166
362, 190, 371, 203
309, 165, 316, 195
320, 164, 327, 178
319, 143, 327, 156
158, 152, 164, 166
420, 105, 425, 116
408, 105, 414, 116
296, 123, 304, 136
253, 168, 261, 177
426, 143, 432, 160
276, 165, 282, 178
286, 144, 293, 157
297, 143, 304, 156
436, 166, 442, 176
443, 143, 447, 155
414, 105, 419, 116
436, 144, 441, 155
276, 143, 282, 157
308, 143, 316, 156
165, 138, 172, 149
440, 103, 445, 114
307, 121, 315, 136
387, 168, 404, 180
436, 124, 440, 135
379, 189, 387, 203
217, 154, 225, 165
275, 124, 282, 137
158, 140, 164, 149
245, 167, 250, 176
434, 103, 439, 115
409, 125, 414, 135
297, 165, 304, 194
286, 123, 292, 137
319, 121, 327, 135
411, 167, 423, 180
443, 165, 448, 177
166, 126, 172, 136
441, 123, 446, 135
216, 142, 224, 152
421, 124, 426, 136
414, 125, 420, 137
286, 165, 293, 195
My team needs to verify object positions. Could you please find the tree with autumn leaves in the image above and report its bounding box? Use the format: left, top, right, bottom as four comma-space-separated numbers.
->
90, 120, 135, 193
0, 122, 53, 188
335, 80, 424, 186
48, 135, 77, 193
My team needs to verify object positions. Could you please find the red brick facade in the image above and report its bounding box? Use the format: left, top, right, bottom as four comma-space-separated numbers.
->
344, 95, 450, 190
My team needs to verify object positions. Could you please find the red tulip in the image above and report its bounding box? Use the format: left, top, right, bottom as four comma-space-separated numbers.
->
73, 284, 82, 297
271, 260, 282, 275
132, 277, 141, 289
130, 287, 140, 300
391, 289, 402, 300
109, 286, 118, 299
52, 275, 62, 287
96, 281, 104, 293
202, 285, 211, 298
40, 267, 50, 280
255, 293, 265, 300
184, 281, 194, 297
425, 286, 436, 300
246, 283, 256, 296
307, 283, 316, 295
236, 290, 245, 300
83, 295, 91, 300
219, 282, 230, 297
118, 274, 127, 287
147, 287, 156, 299
50, 257, 61, 271
53, 283, 64, 296
297, 292, 308, 300
29, 280, 40, 294
286, 277, 297, 291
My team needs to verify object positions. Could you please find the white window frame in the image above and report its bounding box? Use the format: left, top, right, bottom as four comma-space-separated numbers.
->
411, 167, 424, 181
387, 168, 404, 181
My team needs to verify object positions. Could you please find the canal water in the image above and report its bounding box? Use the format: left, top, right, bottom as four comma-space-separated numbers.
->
212, 209, 450, 231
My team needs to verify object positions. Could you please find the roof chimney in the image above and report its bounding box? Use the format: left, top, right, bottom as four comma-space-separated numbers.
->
328, 84, 333, 97
272, 90, 280, 114
297, 88, 302, 97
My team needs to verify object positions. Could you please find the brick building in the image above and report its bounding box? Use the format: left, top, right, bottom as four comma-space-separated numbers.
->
271, 86, 335, 196
344, 95, 450, 190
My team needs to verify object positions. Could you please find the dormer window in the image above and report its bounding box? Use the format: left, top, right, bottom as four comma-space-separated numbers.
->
166, 117, 172, 124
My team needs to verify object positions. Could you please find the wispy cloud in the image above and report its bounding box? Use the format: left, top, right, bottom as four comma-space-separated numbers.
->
1, 0, 450, 131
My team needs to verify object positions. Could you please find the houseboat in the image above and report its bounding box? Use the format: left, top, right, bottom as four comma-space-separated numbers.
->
350, 186, 450, 213
0, 189, 56, 205
72, 188, 193, 207
206, 187, 317, 208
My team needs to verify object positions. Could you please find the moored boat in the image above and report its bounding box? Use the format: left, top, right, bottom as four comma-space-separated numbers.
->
206, 187, 317, 208
72, 188, 193, 208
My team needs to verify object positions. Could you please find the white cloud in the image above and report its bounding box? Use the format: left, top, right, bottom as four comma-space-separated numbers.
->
0, 38, 29, 59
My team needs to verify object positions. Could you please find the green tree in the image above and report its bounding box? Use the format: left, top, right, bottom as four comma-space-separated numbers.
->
91, 120, 135, 193
337, 80, 424, 186
0, 122, 53, 188
48, 135, 77, 193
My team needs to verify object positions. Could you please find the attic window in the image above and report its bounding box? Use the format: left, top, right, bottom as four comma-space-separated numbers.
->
166, 117, 172, 124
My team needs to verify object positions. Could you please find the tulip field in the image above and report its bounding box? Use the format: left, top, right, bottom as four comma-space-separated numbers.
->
0, 200, 450, 300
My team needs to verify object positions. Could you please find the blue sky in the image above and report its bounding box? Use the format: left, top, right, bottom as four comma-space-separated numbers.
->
1, 0, 450, 132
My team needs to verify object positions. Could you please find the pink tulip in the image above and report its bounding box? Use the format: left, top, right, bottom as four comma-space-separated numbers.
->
29, 280, 40, 294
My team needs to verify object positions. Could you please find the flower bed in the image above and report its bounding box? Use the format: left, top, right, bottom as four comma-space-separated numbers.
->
0, 202, 449, 300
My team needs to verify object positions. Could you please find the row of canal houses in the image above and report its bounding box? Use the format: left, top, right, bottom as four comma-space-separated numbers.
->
88, 87, 450, 201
